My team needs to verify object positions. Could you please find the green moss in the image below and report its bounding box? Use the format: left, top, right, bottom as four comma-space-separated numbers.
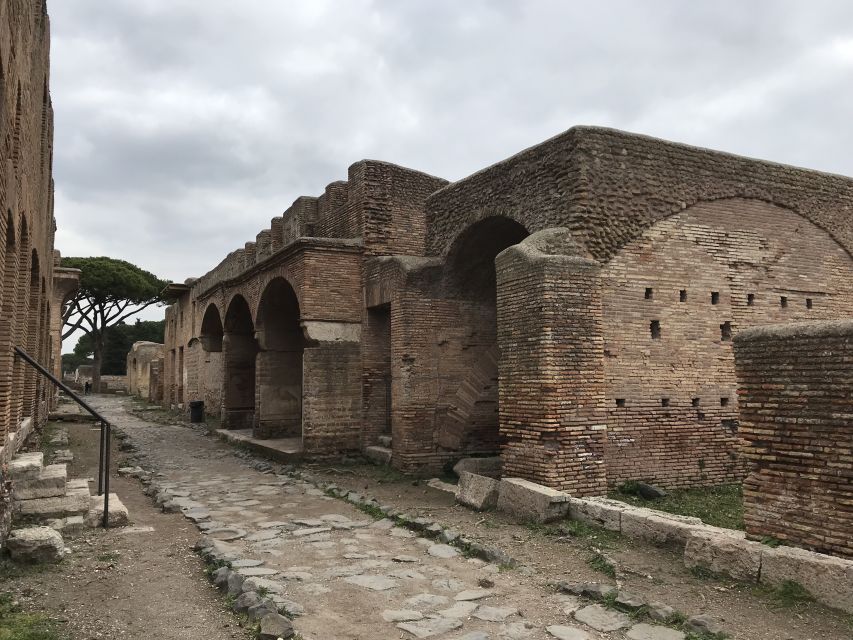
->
609, 483, 744, 530
0, 593, 65, 640
587, 552, 616, 578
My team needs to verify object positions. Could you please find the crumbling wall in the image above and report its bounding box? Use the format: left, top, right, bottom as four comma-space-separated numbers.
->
126, 341, 165, 400
734, 320, 853, 558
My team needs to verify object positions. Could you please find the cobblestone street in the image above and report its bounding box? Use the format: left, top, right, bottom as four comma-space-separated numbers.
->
92, 396, 695, 640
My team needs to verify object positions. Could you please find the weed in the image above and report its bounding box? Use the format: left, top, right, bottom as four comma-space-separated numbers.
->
0, 592, 65, 640
609, 483, 744, 530
665, 611, 687, 626
356, 502, 386, 520
256, 586, 270, 598
753, 580, 814, 608
760, 536, 783, 548
95, 551, 120, 563
587, 552, 616, 579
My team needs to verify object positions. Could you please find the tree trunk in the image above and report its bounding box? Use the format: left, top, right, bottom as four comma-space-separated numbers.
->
92, 331, 103, 393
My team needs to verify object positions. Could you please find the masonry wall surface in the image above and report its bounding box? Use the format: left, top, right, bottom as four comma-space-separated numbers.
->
0, 1, 70, 547
734, 321, 853, 558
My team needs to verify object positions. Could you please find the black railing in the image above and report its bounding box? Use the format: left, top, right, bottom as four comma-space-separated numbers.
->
13, 346, 111, 528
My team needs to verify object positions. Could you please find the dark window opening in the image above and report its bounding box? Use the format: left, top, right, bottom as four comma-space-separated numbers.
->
721, 321, 732, 341
615, 398, 626, 408
806, 298, 813, 309
650, 320, 661, 339
747, 293, 755, 306
692, 397, 700, 407
780, 296, 788, 308
661, 398, 670, 407
720, 397, 730, 407
679, 289, 687, 302
711, 291, 720, 305
645, 287, 653, 300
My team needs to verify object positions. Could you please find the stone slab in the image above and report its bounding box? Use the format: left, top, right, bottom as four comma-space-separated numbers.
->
573, 604, 632, 632
497, 477, 570, 523
12, 464, 67, 500
8, 452, 44, 480
620, 507, 702, 547
456, 471, 500, 511
14, 489, 89, 519
626, 623, 686, 640
760, 544, 853, 614
6, 526, 65, 563
546, 626, 593, 640
683, 528, 762, 582
85, 493, 130, 528
568, 497, 625, 532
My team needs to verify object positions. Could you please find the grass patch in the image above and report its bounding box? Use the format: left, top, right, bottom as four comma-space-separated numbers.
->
752, 580, 815, 608
609, 483, 744, 530
0, 592, 64, 640
587, 552, 616, 578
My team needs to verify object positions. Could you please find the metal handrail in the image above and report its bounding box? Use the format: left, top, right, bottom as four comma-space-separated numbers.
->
12, 346, 111, 528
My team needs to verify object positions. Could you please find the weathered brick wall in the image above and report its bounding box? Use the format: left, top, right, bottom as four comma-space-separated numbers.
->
0, 0, 58, 475
734, 321, 853, 558
426, 126, 853, 261
126, 341, 164, 399
496, 230, 608, 495
600, 199, 853, 488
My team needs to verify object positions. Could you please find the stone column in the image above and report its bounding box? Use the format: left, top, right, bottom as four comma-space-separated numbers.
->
49, 265, 80, 409
495, 228, 608, 496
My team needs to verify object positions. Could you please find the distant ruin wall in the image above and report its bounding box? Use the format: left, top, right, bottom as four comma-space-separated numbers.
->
734, 321, 853, 558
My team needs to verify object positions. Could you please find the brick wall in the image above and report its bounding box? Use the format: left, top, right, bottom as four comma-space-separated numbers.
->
734, 321, 853, 558
0, 0, 60, 477
600, 198, 853, 488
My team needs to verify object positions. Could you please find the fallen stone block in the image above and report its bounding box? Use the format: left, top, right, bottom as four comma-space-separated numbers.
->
364, 445, 392, 465
684, 528, 762, 582
6, 526, 65, 563
620, 507, 702, 547
497, 477, 570, 523
456, 471, 499, 511
84, 493, 130, 528
568, 497, 625, 531
760, 544, 853, 614
12, 464, 67, 500
453, 456, 502, 478
61, 515, 85, 538
51, 449, 73, 464
8, 452, 44, 481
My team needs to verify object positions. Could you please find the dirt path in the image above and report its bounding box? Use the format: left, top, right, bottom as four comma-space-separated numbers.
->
1, 410, 253, 640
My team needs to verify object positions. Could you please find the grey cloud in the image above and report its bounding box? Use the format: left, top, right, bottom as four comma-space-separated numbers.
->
48, 0, 853, 290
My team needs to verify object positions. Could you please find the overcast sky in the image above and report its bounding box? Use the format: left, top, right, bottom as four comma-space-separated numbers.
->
50, 1, 853, 344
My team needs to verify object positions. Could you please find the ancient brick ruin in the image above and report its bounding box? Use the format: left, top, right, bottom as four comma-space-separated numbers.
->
734, 321, 853, 558
0, 1, 77, 539
161, 125, 853, 496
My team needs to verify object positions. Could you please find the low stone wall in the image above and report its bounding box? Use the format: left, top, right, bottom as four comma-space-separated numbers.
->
99, 375, 128, 394
733, 320, 853, 559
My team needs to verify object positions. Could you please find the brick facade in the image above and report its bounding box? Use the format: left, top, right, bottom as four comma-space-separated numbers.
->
161, 125, 853, 495
0, 1, 76, 543
734, 321, 853, 558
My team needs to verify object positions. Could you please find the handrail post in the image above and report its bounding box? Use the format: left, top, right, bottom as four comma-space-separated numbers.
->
103, 422, 111, 529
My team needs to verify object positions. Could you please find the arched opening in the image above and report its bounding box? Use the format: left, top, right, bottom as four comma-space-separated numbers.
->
254, 278, 304, 440
436, 216, 529, 453
199, 303, 224, 352
10, 215, 30, 429
0, 211, 16, 438
222, 295, 257, 429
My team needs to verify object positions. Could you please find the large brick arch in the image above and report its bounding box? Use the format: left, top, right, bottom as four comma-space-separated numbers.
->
598, 197, 853, 488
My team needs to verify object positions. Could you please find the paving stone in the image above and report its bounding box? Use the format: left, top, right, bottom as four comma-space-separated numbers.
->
343, 574, 398, 591
428, 544, 459, 558
258, 612, 294, 639
404, 593, 450, 609
294, 518, 325, 527
236, 567, 278, 577
573, 604, 632, 632
626, 623, 686, 640
246, 529, 280, 541
455, 589, 492, 601
207, 527, 247, 541
499, 621, 535, 639
545, 625, 592, 640
390, 568, 427, 580
438, 601, 479, 618
292, 526, 331, 537
474, 606, 518, 622
231, 559, 264, 568
391, 527, 415, 538
433, 578, 466, 591
455, 633, 490, 640
382, 609, 424, 622
393, 554, 420, 563
397, 617, 463, 638
684, 615, 725, 636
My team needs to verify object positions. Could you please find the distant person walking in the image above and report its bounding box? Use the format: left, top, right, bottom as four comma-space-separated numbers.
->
84, 380, 91, 395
